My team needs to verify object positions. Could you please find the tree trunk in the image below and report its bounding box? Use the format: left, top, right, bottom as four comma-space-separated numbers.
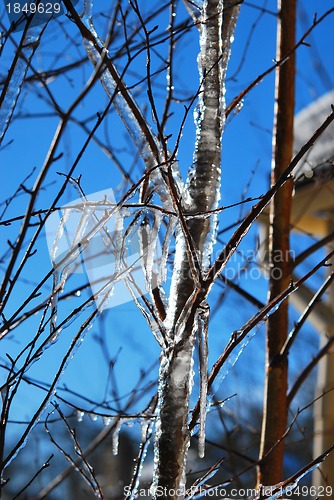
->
258, 0, 296, 487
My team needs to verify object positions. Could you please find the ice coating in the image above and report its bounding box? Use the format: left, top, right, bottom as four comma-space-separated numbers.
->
129, 418, 154, 500
145, 211, 163, 294
45, 189, 163, 315
152, 1, 240, 495
112, 418, 123, 456
186, 0, 240, 271
152, 341, 196, 498
3, 316, 96, 471
81, 27, 182, 210
0, 20, 47, 145
197, 301, 209, 458
158, 217, 177, 286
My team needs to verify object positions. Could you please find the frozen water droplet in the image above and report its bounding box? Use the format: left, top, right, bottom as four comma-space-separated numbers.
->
89, 412, 98, 422
50, 332, 59, 345
235, 99, 244, 114
77, 410, 85, 422
102, 416, 112, 426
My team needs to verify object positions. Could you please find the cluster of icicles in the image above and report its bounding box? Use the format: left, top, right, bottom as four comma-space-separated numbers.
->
76, 411, 149, 457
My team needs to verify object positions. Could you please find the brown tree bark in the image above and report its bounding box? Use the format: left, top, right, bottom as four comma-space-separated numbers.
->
258, 0, 296, 486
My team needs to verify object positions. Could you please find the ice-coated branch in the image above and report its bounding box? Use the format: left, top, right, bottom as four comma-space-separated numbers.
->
62, 0, 182, 209
189, 249, 334, 430
0, 19, 48, 145
205, 108, 334, 288
45, 406, 103, 499
153, 1, 240, 497
197, 300, 209, 458
167, 0, 239, 330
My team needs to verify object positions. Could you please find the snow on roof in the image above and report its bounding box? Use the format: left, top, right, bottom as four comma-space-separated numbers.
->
293, 90, 334, 187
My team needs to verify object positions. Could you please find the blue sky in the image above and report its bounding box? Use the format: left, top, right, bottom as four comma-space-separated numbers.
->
1, 0, 333, 456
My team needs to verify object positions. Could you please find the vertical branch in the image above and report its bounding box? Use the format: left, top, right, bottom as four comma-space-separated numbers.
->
258, 0, 296, 486
62, 0, 182, 208
166, 0, 239, 332
154, 1, 239, 498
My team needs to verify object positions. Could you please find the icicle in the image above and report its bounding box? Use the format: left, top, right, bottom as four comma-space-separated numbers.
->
145, 211, 163, 293
112, 418, 123, 456
124, 277, 165, 348
184, 0, 240, 272
49, 329, 61, 346
89, 412, 98, 422
138, 215, 150, 284
129, 417, 155, 500
74, 445, 82, 456
164, 228, 186, 333
235, 99, 244, 114
158, 216, 176, 286
3, 433, 31, 469
50, 200, 119, 317
114, 210, 124, 275
140, 419, 149, 443
197, 301, 209, 458
50, 209, 72, 263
